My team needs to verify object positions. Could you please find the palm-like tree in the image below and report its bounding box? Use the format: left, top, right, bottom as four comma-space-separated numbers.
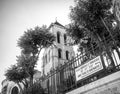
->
17, 26, 56, 86
5, 25, 56, 94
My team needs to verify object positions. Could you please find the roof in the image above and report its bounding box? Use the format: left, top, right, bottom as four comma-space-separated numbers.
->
48, 21, 65, 29
54, 21, 65, 28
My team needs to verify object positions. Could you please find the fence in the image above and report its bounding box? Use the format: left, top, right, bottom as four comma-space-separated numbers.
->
41, 33, 120, 94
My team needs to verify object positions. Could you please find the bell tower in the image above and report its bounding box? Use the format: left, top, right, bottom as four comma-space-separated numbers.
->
42, 21, 75, 75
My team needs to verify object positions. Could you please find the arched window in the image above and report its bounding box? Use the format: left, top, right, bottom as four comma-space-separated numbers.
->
64, 34, 67, 45
11, 86, 19, 94
57, 32, 60, 43
58, 48, 62, 58
66, 51, 69, 60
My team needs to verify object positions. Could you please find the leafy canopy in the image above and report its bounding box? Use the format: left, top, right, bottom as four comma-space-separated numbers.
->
18, 26, 56, 56
5, 65, 28, 82
67, 0, 119, 53
5, 25, 56, 89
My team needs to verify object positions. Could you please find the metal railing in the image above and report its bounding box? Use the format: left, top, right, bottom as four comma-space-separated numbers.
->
41, 33, 120, 94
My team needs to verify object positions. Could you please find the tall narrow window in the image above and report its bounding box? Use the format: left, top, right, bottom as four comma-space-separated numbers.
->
57, 32, 60, 43
66, 51, 69, 60
45, 55, 47, 64
58, 48, 62, 58
49, 50, 50, 61
64, 34, 67, 45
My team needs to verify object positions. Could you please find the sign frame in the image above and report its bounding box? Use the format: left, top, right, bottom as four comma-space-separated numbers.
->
75, 56, 104, 82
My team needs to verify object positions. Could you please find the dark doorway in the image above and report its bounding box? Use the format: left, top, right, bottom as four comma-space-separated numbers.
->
11, 86, 19, 94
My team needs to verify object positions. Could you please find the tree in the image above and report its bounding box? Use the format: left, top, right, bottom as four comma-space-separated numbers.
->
67, 0, 120, 65
5, 64, 28, 94
17, 26, 56, 85
5, 25, 55, 94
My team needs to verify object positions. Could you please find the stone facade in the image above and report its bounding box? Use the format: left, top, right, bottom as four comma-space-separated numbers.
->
42, 21, 75, 75
66, 71, 120, 94
41, 21, 75, 94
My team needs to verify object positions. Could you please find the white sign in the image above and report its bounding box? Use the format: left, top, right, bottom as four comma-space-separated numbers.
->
113, 0, 120, 21
75, 56, 103, 81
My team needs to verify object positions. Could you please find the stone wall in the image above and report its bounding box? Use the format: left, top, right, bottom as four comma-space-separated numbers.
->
66, 71, 120, 94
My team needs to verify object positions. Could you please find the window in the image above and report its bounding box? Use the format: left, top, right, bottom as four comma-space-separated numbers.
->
58, 48, 62, 58
64, 34, 67, 45
11, 86, 19, 94
57, 32, 60, 43
49, 50, 50, 61
45, 55, 47, 64
66, 51, 69, 60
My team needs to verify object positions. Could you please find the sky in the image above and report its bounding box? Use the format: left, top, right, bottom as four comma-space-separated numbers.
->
0, 0, 74, 90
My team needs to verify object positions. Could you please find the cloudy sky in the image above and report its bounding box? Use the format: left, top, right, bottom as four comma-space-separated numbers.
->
0, 0, 74, 90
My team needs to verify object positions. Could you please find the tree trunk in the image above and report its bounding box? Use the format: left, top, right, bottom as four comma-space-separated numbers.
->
28, 76, 33, 94
103, 41, 115, 67
95, 32, 115, 67
100, 16, 120, 61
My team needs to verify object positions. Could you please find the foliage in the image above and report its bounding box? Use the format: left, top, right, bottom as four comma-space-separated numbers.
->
5, 64, 28, 94
16, 54, 36, 78
5, 64, 28, 83
17, 26, 55, 85
69, 0, 113, 34
67, 0, 120, 54
5, 25, 55, 94
18, 26, 55, 56
22, 82, 45, 94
